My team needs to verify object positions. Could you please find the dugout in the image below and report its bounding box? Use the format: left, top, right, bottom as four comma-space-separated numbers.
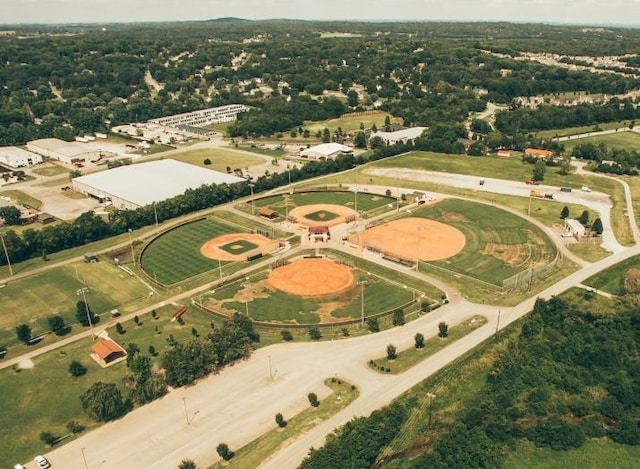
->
259, 207, 279, 220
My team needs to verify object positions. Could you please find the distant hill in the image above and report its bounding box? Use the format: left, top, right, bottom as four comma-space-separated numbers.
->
206, 17, 251, 23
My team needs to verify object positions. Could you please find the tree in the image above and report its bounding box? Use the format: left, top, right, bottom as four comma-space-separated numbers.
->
281, 330, 293, 341
415, 333, 425, 349
367, 318, 380, 333
116, 322, 125, 334
48, 315, 70, 336
532, 159, 546, 181
560, 206, 570, 220
592, 217, 604, 234
69, 360, 88, 377
80, 382, 128, 422
346, 89, 359, 107
275, 412, 287, 428
203, 158, 211, 165
75, 300, 98, 327
179, 460, 197, 469
386, 344, 397, 360
438, 322, 449, 338
40, 431, 58, 446
126, 343, 140, 368
16, 323, 32, 344
0, 206, 20, 225
354, 131, 367, 149
216, 443, 234, 461
308, 327, 322, 341
308, 393, 319, 407
66, 420, 85, 434
392, 309, 405, 326
148, 345, 157, 356
578, 210, 590, 226
559, 155, 574, 175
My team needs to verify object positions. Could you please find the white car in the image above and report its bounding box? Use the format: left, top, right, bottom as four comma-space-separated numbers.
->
34, 455, 51, 469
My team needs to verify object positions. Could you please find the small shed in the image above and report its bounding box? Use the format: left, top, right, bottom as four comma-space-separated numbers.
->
84, 253, 99, 263
91, 339, 126, 365
258, 207, 278, 219
37, 213, 55, 224
564, 219, 586, 239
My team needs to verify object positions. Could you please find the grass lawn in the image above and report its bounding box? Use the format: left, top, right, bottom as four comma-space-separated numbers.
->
0, 189, 42, 209
536, 120, 632, 139
305, 209, 340, 222
368, 315, 488, 374
0, 303, 219, 467
0, 260, 151, 351
566, 242, 612, 262
303, 111, 402, 135
232, 144, 286, 158
167, 147, 263, 172
561, 130, 640, 153
140, 217, 247, 285
505, 439, 640, 469
582, 253, 640, 295
211, 378, 359, 469
219, 239, 258, 255
412, 199, 557, 287
31, 164, 69, 177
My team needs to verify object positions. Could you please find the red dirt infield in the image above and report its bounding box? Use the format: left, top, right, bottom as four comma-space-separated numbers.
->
200, 233, 279, 261
266, 258, 354, 296
350, 217, 465, 261
289, 204, 357, 227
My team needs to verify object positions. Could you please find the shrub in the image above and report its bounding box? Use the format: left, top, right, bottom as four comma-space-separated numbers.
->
40, 431, 57, 446
438, 322, 449, 338
116, 322, 125, 334
275, 412, 287, 428
308, 392, 319, 407
414, 333, 425, 349
66, 420, 85, 434
367, 318, 380, 333
69, 360, 87, 377
216, 443, 234, 461
386, 344, 397, 360
281, 330, 293, 341
308, 327, 322, 341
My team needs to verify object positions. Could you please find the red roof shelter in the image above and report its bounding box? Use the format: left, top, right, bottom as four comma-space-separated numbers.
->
91, 339, 126, 364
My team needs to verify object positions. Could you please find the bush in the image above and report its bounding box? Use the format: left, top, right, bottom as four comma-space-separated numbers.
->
308, 392, 319, 407
48, 315, 70, 336
386, 344, 397, 360
16, 323, 32, 344
179, 459, 197, 469
216, 443, 234, 461
66, 420, 85, 434
40, 431, 57, 446
341, 327, 349, 337
308, 327, 322, 341
392, 309, 405, 326
281, 330, 293, 341
275, 412, 287, 428
414, 333, 425, 349
69, 360, 87, 377
203, 158, 212, 165
116, 322, 125, 334
438, 322, 449, 338
367, 318, 380, 333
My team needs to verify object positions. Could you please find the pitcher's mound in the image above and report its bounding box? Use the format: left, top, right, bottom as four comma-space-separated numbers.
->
267, 258, 354, 296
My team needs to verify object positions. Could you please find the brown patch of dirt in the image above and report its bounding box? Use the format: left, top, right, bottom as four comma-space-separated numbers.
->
483, 243, 526, 266
350, 217, 465, 261
441, 212, 471, 223
624, 268, 640, 294
200, 233, 280, 261
267, 258, 354, 296
289, 204, 357, 227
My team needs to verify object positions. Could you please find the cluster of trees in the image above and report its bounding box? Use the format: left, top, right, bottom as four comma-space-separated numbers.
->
571, 141, 640, 175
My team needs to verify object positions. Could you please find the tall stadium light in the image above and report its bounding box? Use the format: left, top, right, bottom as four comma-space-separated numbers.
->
76, 287, 95, 340
249, 183, 255, 215
128, 228, 135, 266
0, 231, 13, 276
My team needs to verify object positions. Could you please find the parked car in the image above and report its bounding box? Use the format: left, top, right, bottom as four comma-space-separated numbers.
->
34, 455, 51, 469
581, 186, 592, 192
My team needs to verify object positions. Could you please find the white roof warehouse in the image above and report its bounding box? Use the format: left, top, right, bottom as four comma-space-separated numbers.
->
72, 159, 244, 210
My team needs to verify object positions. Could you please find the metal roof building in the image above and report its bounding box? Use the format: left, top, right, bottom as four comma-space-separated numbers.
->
26, 138, 101, 164
0, 146, 43, 168
299, 143, 352, 160
71, 159, 244, 210
371, 127, 427, 145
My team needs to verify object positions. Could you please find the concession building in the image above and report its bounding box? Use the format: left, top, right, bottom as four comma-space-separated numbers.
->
71, 159, 244, 210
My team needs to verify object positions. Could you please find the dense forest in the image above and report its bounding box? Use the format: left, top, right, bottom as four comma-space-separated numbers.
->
301, 295, 640, 467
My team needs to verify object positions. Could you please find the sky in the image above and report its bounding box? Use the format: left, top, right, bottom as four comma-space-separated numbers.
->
2, 0, 640, 27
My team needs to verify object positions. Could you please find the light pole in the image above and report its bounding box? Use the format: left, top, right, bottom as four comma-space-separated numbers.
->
415, 225, 423, 272
527, 194, 532, 217
182, 396, 189, 425
0, 231, 14, 276
218, 258, 223, 281
77, 287, 95, 340
81, 447, 89, 469
358, 276, 368, 327
283, 194, 289, 222
426, 392, 436, 428
396, 177, 400, 212
127, 228, 135, 266
153, 202, 159, 226
248, 183, 255, 215
495, 308, 501, 337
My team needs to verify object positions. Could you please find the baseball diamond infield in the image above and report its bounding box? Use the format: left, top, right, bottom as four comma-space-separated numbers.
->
267, 258, 354, 296
350, 217, 465, 261
200, 233, 280, 261
289, 204, 357, 227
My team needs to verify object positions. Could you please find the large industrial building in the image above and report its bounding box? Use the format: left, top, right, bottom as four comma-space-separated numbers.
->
299, 143, 353, 160
0, 146, 43, 168
370, 127, 427, 145
71, 159, 245, 210
148, 104, 249, 128
26, 138, 101, 164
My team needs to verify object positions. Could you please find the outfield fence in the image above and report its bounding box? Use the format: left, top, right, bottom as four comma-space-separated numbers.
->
501, 250, 561, 291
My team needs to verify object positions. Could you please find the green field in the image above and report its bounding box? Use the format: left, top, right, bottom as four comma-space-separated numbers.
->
536, 120, 632, 139
202, 260, 414, 325
0, 260, 150, 350
561, 130, 640, 153
0, 189, 42, 209
140, 216, 248, 285
582, 253, 640, 295
412, 199, 557, 286
254, 190, 395, 217
219, 239, 258, 255
166, 147, 263, 172
31, 164, 68, 177
305, 209, 340, 222
303, 111, 402, 134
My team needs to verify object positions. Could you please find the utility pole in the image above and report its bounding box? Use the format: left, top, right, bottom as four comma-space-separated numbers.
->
249, 183, 255, 215
427, 392, 436, 428
0, 231, 13, 276
128, 228, 136, 266
77, 287, 95, 340
495, 308, 501, 337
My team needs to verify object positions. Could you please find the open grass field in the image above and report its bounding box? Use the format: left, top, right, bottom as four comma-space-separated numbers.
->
201, 261, 413, 325
30, 164, 68, 177
0, 260, 150, 351
140, 216, 250, 285
369, 315, 488, 374
167, 147, 264, 172
582, 253, 640, 295
212, 378, 359, 469
566, 242, 612, 262
303, 111, 402, 135
561, 130, 640, 153
536, 120, 631, 139
0, 189, 42, 209
253, 190, 395, 217
410, 199, 557, 287
0, 303, 219, 467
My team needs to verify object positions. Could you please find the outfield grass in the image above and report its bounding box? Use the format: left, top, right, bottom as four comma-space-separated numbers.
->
505, 439, 640, 469
303, 111, 402, 135
369, 315, 488, 374
167, 147, 263, 172
0, 303, 220, 467
211, 378, 359, 469
561, 130, 640, 153
582, 253, 640, 295
0, 260, 150, 351
140, 217, 246, 285
412, 199, 557, 286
